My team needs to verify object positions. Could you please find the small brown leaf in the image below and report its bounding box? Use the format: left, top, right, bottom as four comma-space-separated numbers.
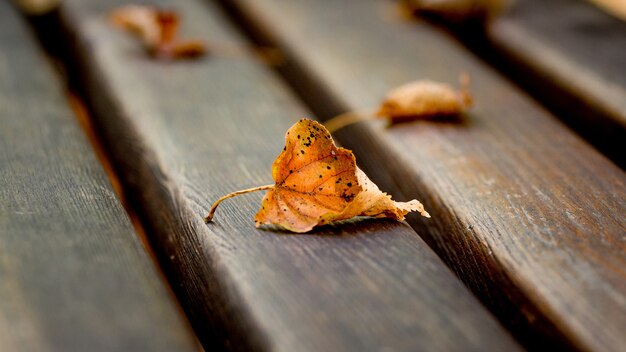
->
377, 76, 473, 123
253, 119, 429, 233
110, 5, 206, 60
110, 5, 160, 45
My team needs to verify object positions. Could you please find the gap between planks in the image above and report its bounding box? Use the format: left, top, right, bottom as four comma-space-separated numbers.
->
70, 90, 204, 352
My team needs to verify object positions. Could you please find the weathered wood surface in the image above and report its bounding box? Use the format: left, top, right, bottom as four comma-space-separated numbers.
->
0, 2, 197, 352
481, 0, 626, 167
54, 0, 523, 350
218, 0, 626, 350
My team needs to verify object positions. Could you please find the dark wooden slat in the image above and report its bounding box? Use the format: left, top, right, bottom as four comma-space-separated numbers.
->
474, 0, 626, 167
0, 3, 197, 352
55, 0, 523, 350
216, 0, 626, 350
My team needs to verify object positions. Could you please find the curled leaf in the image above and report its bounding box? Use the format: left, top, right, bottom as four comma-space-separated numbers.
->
377, 75, 473, 123
110, 5, 206, 59
323, 75, 473, 133
254, 119, 429, 233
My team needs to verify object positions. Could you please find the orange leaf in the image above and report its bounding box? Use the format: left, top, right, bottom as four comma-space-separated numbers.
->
324, 75, 474, 132
110, 5, 206, 60
110, 5, 160, 45
254, 119, 429, 233
377, 77, 473, 123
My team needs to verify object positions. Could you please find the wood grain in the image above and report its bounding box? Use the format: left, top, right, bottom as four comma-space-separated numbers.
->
474, 0, 626, 167
215, 0, 626, 350
53, 0, 522, 350
0, 2, 197, 352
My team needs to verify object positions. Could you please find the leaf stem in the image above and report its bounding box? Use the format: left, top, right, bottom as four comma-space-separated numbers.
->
323, 109, 377, 133
204, 184, 274, 223
458, 72, 473, 107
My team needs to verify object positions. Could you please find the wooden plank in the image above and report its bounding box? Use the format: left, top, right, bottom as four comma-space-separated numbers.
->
215, 0, 626, 350
54, 0, 523, 350
0, 2, 198, 352
474, 0, 626, 167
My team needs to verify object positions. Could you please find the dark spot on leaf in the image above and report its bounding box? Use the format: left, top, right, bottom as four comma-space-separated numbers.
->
347, 182, 352, 187
326, 165, 331, 170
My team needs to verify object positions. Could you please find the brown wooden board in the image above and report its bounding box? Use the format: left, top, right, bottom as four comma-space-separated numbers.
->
0, 2, 197, 351
53, 0, 522, 350
215, 0, 626, 350
463, 0, 626, 167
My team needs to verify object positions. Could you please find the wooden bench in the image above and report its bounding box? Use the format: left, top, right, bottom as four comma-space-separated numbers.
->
0, 2, 196, 351
3, 0, 625, 350
53, 0, 521, 350
452, 0, 626, 167
217, 0, 626, 350
492, 0, 626, 167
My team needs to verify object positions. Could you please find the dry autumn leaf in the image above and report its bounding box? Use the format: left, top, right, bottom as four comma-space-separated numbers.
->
377, 75, 473, 123
110, 5, 206, 59
205, 119, 429, 233
324, 75, 473, 132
